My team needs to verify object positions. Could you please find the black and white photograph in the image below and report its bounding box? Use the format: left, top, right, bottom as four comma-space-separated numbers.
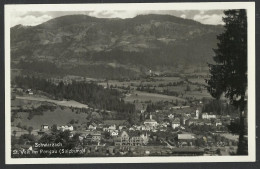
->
4, 2, 255, 164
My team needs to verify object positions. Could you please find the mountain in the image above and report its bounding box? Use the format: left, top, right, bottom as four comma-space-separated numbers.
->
11, 14, 223, 79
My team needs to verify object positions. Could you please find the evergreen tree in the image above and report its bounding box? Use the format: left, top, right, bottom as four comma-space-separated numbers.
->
206, 9, 248, 155
28, 126, 33, 135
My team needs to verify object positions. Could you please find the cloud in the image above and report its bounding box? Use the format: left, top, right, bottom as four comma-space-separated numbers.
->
9, 10, 225, 27
180, 14, 186, 19
88, 10, 154, 19
193, 13, 224, 25
11, 13, 53, 27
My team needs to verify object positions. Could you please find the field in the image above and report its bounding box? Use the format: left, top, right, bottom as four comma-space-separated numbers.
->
11, 74, 213, 131
98, 77, 183, 88
12, 106, 89, 130
124, 91, 186, 103
188, 77, 207, 85
183, 90, 211, 99
98, 76, 212, 104
16, 96, 89, 109
11, 96, 91, 131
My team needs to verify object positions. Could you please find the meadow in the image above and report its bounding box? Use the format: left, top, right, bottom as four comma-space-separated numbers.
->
12, 106, 90, 130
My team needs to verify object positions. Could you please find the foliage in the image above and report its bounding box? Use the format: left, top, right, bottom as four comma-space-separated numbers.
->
13, 75, 136, 122
206, 9, 247, 105
206, 9, 247, 155
28, 126, 33, 135
18, 134, 36, 145
202, 99, 238, 115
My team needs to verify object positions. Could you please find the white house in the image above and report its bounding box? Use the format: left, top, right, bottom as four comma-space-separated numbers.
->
172, 118, 180, 129
88, 123, 97, 130
168, 114, 174, 119
135, 125, 142, 131
141, 125, 151, 131
110, 130, 119, 137
57, 125, 73, 131
103, 124, 116, 132
108, 124, 116, 131
26, 89, 34, 95
140, 133, 149, 145
202, 113, 217, 119
129, 127, 135, 131
195, 109, 199, 119
41, 124, 49, 131
144, 115, 158, 127
215, 120, 222, 126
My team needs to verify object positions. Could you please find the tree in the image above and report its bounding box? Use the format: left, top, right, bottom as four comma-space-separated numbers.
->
186, 85, 191, 92
206, 9, 247, 155
51, 124, 58, 133
28, 126, 33, 135
13, 130, 17, 137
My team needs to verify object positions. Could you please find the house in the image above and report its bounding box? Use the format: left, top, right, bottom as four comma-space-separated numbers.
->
79, 135, 85, 141
69, 133, 74, 138
88, 123, 97, 130
41, 124, 49, 131
135, 125, 142, 131
181, 117, 189, 125
119, 126, 127, 131
185, 113, 191, 117
108, 124, 116, 131
110, 130, 119, 137
168, 114, 174, 119
140, 133, 149, 145
186, 119, 196, 126
204, 120, 212, 126
202, 113, 217, 119
20, 145, 33, 151
57, 125, 73, 131
144, 115, 158, 128
160, 122, 168, 128
114, 131, 147, 146
178, 133, 196, 147
215, 119, 222, 126
195, 109, 200, 119
26, 89, 34, 95
141, 125, 152, 131
129, 127, 135, 131
85, 133, 101, 143
96, 123, 104, 131
171, 118, 180, 129
159, 126, 167, 132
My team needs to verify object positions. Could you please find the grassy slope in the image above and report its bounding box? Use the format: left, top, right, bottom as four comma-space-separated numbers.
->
12, 107, 89, 129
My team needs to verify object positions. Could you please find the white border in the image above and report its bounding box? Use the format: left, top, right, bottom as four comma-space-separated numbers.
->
4, 2, 255, 164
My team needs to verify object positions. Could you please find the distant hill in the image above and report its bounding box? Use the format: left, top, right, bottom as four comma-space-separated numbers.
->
11, 14, 223, 78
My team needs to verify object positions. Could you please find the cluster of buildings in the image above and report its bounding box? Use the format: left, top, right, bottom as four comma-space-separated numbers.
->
32, 107, 234, 154
166, 109, 232, 129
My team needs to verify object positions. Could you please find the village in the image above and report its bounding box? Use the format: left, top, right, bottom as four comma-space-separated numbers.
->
11, 89, 239, 157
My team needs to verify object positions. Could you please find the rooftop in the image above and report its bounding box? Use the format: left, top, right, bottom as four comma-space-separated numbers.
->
178, 133, 195, 140
144, 119, 157, 123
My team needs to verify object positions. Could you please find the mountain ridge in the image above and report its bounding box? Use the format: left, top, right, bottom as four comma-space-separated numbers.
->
11, 14, 224, 78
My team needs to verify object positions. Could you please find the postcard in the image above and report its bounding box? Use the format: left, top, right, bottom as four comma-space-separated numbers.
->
4, 2, 255, 164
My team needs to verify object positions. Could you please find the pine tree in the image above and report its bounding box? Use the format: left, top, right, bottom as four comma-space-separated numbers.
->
206, 9, 248, 155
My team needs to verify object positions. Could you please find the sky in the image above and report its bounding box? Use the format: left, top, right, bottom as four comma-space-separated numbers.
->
10, 10, 225, 27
